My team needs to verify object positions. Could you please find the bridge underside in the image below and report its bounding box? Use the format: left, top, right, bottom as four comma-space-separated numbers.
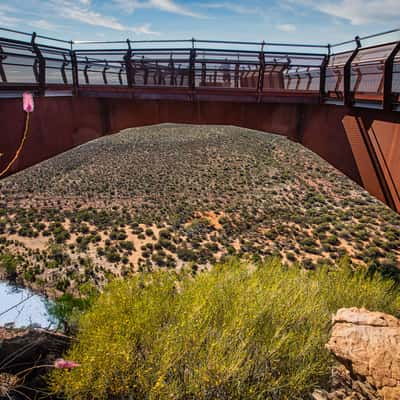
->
1, 96, 399, 212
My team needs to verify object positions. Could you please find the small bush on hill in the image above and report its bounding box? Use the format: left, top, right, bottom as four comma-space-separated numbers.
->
0, 252, 19, 279
51, 258, 400, 399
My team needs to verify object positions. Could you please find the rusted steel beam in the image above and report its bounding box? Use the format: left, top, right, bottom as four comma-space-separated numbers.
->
355, 116, 396, 210
383, 41, 400, 111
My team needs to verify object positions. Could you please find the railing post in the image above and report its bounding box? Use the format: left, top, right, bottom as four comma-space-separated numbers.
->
84, 57, 90, 84
169, 54, 176, 86
0, 45, 7, 83
257, 41, 266, 96
201, 62, 206, 86
102, 60, 109, 85
319, 44, 330, 101
234, 62, 240, 88
31, 32, 45, 95
70, 50, 79, 94
118, 64, 124, 85
61, 54, 68, 85
383, 41, 400, 111
344, 36, 361, 107
306, 67, 312, 90
124, 39, 133, 88
189, 47, 196, 90
295, 67, 301, 90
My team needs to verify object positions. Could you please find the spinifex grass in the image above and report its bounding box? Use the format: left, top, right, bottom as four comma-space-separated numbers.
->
51, 258, 400, 399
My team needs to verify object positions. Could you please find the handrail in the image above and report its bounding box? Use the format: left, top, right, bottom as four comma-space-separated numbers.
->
331, 27, 400, 48
0, 27, 72, 45
0, 26, 399, 111
1, 26, 398, 52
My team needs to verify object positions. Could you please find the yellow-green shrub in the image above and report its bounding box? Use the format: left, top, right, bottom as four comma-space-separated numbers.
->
51, 258, 400, 399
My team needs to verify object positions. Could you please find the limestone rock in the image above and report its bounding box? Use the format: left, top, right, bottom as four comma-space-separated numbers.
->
326, 308, 400, 400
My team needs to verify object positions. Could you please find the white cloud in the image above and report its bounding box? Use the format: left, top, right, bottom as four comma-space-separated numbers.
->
0, 4, 20, 27
133, 23, 160, 35
62, 6, 127, 30
49, 0, 160, 35
114, 0, 204, 18
277, 23, 296, 32
286, 0, 400, 25
198, 2, 259, 14
0, 12, 20, 27
29, 19, 57, 31
151, 0, 202, 17
0, 4, 17, 13
317, 0, 399, 25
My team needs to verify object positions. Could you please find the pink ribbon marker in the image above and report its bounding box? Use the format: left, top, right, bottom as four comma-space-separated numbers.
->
22, 92, 34, 113
54, 359, 81, 369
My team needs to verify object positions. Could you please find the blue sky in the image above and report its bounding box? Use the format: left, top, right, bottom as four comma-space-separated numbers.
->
0, 0, 399, 46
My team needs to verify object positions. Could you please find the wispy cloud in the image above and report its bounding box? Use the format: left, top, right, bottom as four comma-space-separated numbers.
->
198, 2, 260, 14
0, 13, 20, 27
60, 5, 127, 30
285, 0, 400, 25
277, 23, 296, 32
114, 0, 204, 18
29, 19, 58, 31
0, 4, 20, 27
0, 4, 18, 13
133, 23, 160, 35
49, 0, 160, 34
316, 0, 399, 25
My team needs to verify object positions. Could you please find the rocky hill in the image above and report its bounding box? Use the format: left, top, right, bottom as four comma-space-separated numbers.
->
1, 124, 399, 296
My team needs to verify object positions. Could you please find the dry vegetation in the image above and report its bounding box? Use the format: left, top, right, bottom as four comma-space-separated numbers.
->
50, 259, 400, 400
1, 124, 399, 296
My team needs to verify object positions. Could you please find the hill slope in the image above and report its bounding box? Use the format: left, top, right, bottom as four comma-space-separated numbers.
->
1, 124, 399, 295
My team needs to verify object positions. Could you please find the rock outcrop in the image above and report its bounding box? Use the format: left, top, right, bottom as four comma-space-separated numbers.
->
314, 307, 400, 400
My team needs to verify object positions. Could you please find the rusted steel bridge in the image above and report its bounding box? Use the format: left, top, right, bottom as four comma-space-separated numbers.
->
0, 27, 400, 211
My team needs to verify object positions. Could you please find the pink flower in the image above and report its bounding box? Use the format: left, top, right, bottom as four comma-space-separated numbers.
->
22, 92, 34, 113
54, 359, 81, 369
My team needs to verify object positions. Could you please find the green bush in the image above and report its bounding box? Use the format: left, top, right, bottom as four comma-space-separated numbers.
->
50, 258, 400, 400
0, 252, 18, 279
48, 284, 98, 330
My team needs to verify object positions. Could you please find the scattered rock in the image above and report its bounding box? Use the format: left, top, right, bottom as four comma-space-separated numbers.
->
313, 365, 382, 399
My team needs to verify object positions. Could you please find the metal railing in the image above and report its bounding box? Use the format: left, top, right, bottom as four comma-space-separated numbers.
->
0, 27, 399, 110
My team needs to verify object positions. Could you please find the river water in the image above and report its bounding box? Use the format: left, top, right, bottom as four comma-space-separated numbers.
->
0, 281, 55, 328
